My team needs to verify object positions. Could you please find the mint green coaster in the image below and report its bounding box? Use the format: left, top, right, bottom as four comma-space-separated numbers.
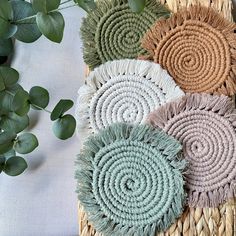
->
76, 123, 186, 236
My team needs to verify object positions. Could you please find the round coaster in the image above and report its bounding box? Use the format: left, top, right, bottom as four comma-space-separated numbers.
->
76, 59, 184, 133
76, 123, 186, 235
141, 6, 236, 96
148, 93, 236, 208
81, 0, 170, 69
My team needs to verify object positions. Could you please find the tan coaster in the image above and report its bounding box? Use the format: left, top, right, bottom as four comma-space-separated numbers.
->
141, 5, 236, 96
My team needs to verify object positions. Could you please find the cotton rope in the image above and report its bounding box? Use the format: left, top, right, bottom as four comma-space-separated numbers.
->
80, 0, 170, 70
75, 123, 186, 236
141, 6, 236, 96
148, 93, 236, 208
76, 59, 184, 134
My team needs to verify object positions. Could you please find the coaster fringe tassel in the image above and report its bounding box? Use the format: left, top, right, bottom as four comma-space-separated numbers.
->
159, 0, 233, 21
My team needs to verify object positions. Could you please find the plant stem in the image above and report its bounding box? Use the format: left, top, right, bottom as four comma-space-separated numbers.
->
58, 4, 78, 11
13, 15, 36, 24
13, 4, 78, 24
60, 0, 73, 6
5, 90, 14, 96
32, 104, 52, 114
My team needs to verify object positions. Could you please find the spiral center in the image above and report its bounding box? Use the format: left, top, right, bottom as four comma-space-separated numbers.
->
156, 20, 230, 93
93, 140, 177, 225
164, 109, 236, 192
90, 76, 164, 130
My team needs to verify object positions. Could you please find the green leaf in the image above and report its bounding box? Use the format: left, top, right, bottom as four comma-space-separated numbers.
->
0, 0, 13, 20
74, 0, 96, 12
0, 91, 12, 112
0, 84, 23, 114
0, 131, 16, 154
12, 90, 30, 116
0, 77, 5, 91
11, 0, 42, 43
36, 11, 65, 43
0, 0, 17, 38
29, 86, 49, 110
31, 0, 47, 13
0, 39, 13, 56
14, 133, 38, 154
50, 99, 74, 121
128, 0, 146, 13
7, 83, 23, 94
0, 19, 17, 39
52, 114, 76, 140
0, 156, 5, 173
0, 112, 29, 133
3, 149, 15, 158
4, 156, 27, 176
31, 0, 60, 13
0, 66, 19, 88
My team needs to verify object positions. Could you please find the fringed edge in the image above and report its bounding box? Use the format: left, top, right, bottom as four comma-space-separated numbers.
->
141, 5, 236, 96
147, 93, 236, 208
75, 82, 96, 137
80, 0, 170, 70
75, 59, 185, 134
159, 0, 233, 22
75, 123, 186, 236
147, 93, 236, 130
188, 178, 236, 208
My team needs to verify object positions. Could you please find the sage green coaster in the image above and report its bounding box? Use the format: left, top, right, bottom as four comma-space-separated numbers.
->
76, 123, 186, 236
80, 0, 170, 70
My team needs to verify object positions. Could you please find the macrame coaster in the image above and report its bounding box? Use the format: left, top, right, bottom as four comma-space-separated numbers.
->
141, 6, 236, 96
80, 0, 170, 70
148, 93, 236, 208
76, 59, 184, 133
75, 123, 186, 236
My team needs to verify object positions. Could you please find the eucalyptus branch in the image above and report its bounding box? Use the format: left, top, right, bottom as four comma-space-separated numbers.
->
13, 4, 78, 24
30, 104, 52, 114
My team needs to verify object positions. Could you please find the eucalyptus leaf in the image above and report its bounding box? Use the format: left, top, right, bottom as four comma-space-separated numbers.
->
11, 0, 42, 43
29, 86, 49, 109
0, 77, 5, 91
4, 156, 27, 176
0, 66, 19, 88
3, 149, 15, 158
0, 39, 13, 56
0, 131, 16, 154
0, 0, 13, 20
0, 91, 13, 113
50, 99, 74, 121
31, 0, 60, 13
14, 133, 38, 154
7, 83, 23, 94
36, 11, 65, 43
12, 90, 30, 116
74, 0, 96, 12
0, 156, 5, 173
0, 0, 17, 38
128, 0, 146, 13
0, 112, 29, 133
52, 114, 76, 140
0, 19, 17, 39
0, 84, 23, 113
